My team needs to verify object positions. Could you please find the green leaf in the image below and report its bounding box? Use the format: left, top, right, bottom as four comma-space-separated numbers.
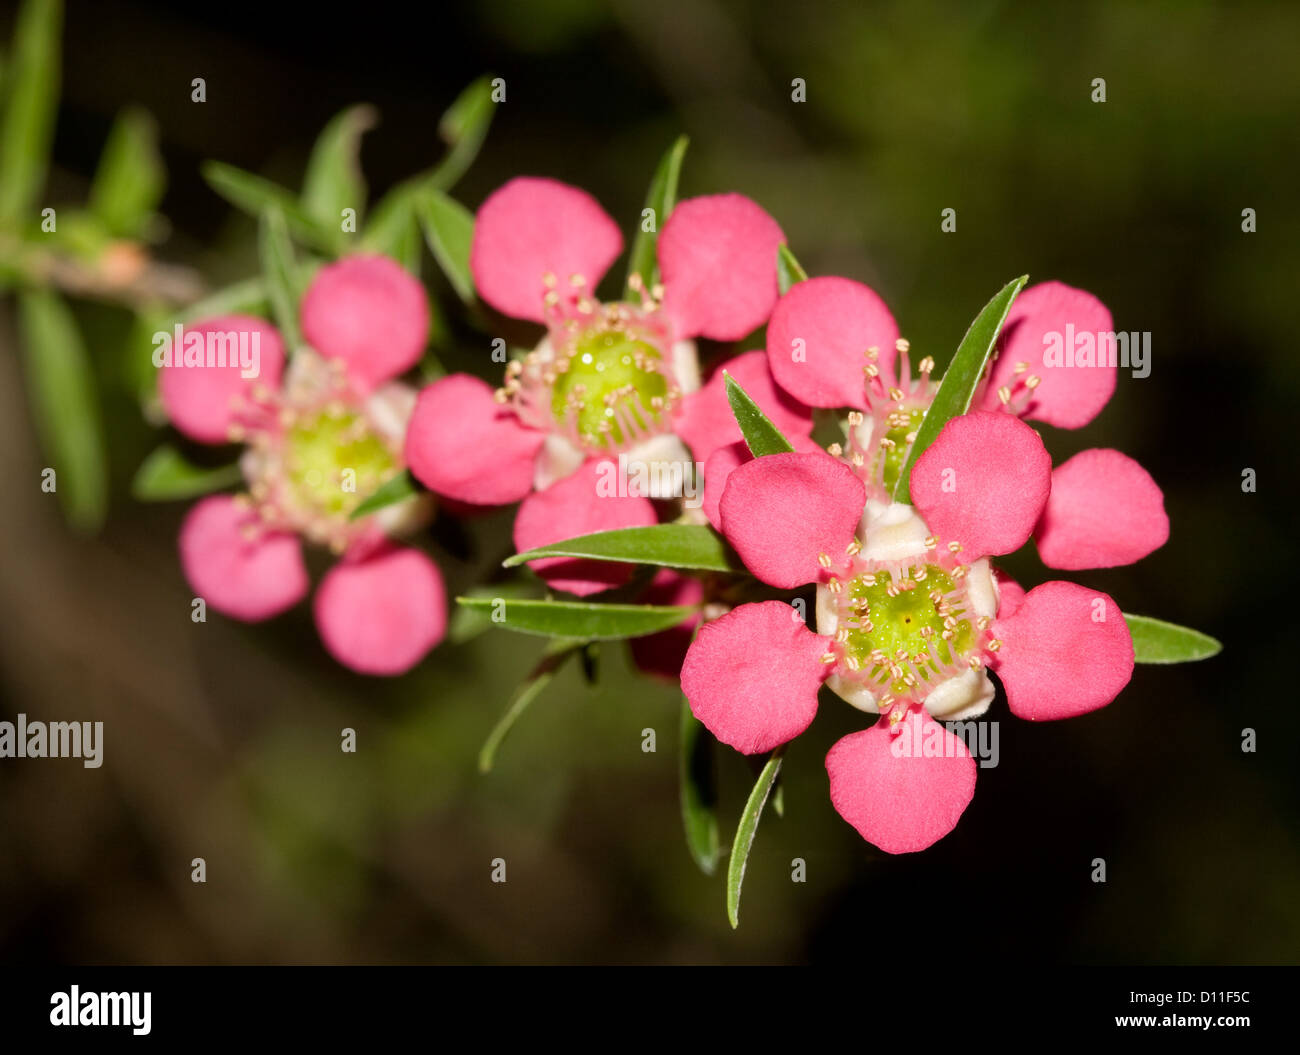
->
132, 444, 242, 501
258, 205, 302, 350
417, 188, 474, 304
505, 523, 733, 572
177, 276, 268, 322
429, 75, 496, 192
478, 641, 581, 773
449, 583, 542, 644
726, 746, 784, 929
1124, 614, 1222, 664
455, 597, 695, 640
348, 469, 419, 521
724, 372, 795, 456
776, 243, 807, 294
17, 288, 107, 532
359, 188, 420, 273
202, 161, 333, 250
0, 0, 60, 224
680, 700, 721, 875
625, 134, 688, 297
301, 104, 375, 247
89, 106, 165, 239
894, 274, 1028, 504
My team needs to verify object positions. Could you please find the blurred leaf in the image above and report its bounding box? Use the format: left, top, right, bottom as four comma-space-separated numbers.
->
449, 582, 543, 643
726, 746, 784, 929
579, 641, 599, 684
1124, 614, 1222, 664
301, 104, 375, 248
625, 134, 688, 297
894, 274, 1028, 504
680, 699, 721, 875
17, 288, 107, 532
349, 469, 419, 520
258, 205, 301, 350
418, 189, 475, 304
360, 188, 420, 273
429, 75, 496, 192
776, 243, 807, 294
479, 641, 581, 773
89, 106, 165, 239
725, 372, 794, 456
506, 523, 733, 572
0, 0, 60, 225
132, 444, 242, 501
178, 276, 268, 322
203, 161, 332, 250
456, 596, 695, 640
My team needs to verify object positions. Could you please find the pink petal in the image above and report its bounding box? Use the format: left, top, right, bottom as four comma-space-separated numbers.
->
980, 280, 1115, 429
628, 570, 705, 680
991, 581, 1135, 720
1035, 448, 1169, 569
657, 194, 785, 341
765, 276, 899, 410
300, 254, 430, 391
405, 374, 544, 505
178, 494, 307, 621
993, 568, 1026, 618
675, 349, 813, 464
470, 177, 623, 323
513, 458, 658, 597
719, 451, 865, 588
910, 411, 1051, 557
682, 600, 829, 754
313, 546, 447, 675
825, 710, 977, 854
701, 441, 749, 532
158, 316, 285, 444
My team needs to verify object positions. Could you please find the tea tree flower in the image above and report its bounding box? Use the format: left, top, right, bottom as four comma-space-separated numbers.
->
160, 255, 446, 675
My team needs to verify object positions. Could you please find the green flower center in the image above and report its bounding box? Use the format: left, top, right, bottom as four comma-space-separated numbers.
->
838, 564, 976, 696
873, 406, 926, 495
285, 408, 397, 519
550, 330, 669, 449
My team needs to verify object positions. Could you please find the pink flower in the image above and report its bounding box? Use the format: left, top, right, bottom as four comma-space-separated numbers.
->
404, 177, 806, 597
682, 409, 1150, 853
160, 254, 446, 676
764, 276, 1169, 569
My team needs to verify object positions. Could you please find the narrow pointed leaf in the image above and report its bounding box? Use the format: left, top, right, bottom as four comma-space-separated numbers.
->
301, 104, 375, 246
505, 523, 733, 572
89, 106, 165, 239
455, 597, 695, 640
417, 189, 474, 304
625, 134, 688, 297
776, 243, 807, 294
429, 75, 496, 192
894, 274, 1028, 504
349, 469, 419, 520
449, 583, 543, 644
680, 699, 721, 875
724, 372, 794, 456
1124, 613, 1222, 664
0, 0, 61, 224
203, 161, 332, 249
17, 289, 107, 532
258, 205, 301, 350
132, 444, 242, 501
726, 746, 784, 929
360, 188, 420, 273
479, 641, 581, 773
178, 276, 268, 322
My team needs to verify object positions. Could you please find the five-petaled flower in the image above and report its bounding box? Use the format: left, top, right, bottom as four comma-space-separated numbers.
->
159, 254, 447, 676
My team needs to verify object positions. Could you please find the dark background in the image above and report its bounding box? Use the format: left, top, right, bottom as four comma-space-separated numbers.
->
1, 0, 1297, 963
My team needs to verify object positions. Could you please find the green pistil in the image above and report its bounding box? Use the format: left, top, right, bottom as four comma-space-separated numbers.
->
875, 407, 926, 494
550, 330, 668, 448
286, 409, 397, 517
840, 565, 973, 695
